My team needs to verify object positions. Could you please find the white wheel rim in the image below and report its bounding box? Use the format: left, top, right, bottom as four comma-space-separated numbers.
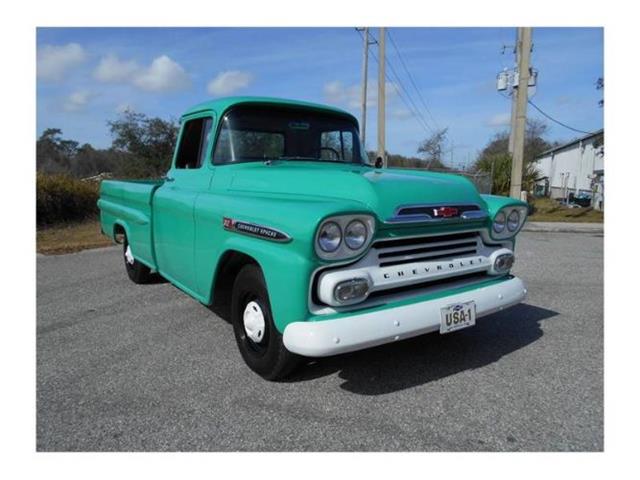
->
125, 245, 135, 265
243, 301, 266, 343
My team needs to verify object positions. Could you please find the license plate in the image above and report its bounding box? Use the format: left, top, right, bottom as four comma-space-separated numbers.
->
440, 301, 476, 334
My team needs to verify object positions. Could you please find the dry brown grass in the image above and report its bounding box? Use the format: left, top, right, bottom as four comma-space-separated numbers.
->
37, 220, 113, 255
528, 197, 604, 223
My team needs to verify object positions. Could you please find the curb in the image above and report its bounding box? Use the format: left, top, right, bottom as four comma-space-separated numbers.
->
522, 222, 603, 234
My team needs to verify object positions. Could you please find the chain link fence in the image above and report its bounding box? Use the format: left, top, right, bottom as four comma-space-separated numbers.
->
455, 171, 492, 194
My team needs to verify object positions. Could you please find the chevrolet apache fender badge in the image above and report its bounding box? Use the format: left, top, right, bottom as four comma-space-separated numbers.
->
223, 217, 291, 243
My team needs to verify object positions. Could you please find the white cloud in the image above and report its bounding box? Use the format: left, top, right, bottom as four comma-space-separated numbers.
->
391, 108, 413, 120
323, 80, 397, 109
323, 80, 343, 99
486, 112, 511, 127
63, 90, 93, 112
37, 43, 86, 81
207, 70, 253, 96
132, 55, 191, 92
93, 54, 190, 93
93, 54, 139, 83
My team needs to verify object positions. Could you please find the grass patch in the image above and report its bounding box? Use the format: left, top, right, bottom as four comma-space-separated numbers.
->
528, 197, 604, 223
37, 220, 113, 255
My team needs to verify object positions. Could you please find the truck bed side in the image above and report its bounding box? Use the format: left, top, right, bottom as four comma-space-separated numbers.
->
98, 179, 164, 269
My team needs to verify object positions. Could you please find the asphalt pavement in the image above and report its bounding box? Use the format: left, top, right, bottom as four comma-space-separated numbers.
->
36, 231, 603, 451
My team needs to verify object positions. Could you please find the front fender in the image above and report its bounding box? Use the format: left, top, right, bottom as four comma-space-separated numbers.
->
209, 235, 316, 333
193, 192, 351, 332
480, 194, 528, 247
480, 194, 528, 218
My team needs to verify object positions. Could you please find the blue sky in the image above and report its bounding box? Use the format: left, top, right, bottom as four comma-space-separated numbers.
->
36, 27, 603, 167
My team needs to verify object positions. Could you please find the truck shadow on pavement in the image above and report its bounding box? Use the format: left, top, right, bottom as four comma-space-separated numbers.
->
285, 303, 558, 395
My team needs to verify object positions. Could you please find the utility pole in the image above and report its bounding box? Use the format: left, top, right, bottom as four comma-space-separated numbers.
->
450, 140, 454, 167
359, 27, 369, 148
508, 30, 519, 154
377, 27, 386, 167
509, 27, 532, 200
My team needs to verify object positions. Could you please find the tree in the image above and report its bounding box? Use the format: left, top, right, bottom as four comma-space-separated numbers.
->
417, 128, 449, 169
596, 77, 604, 107
472, 120, 553, 195
37, 128, 75, 174
366, 150, 451, 171
108, 110, 179, 177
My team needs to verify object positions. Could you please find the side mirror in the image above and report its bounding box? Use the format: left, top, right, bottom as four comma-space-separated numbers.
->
375, 156, 384, 169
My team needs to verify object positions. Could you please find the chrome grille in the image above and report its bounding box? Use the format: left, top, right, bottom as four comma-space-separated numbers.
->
373, 231, 481, 267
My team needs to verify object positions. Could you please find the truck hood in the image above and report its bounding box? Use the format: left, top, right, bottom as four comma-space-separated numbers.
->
225, 161, 485, 223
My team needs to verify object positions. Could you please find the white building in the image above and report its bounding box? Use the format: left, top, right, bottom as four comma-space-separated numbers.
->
534, 129, 604, 210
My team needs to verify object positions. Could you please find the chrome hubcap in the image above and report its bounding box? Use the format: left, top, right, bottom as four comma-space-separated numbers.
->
125, 245, 135, 265
243, 301, 265, 343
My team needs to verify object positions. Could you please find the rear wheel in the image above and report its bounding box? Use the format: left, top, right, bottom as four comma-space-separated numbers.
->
123, 236, 151, 284
231, 264, 300, 380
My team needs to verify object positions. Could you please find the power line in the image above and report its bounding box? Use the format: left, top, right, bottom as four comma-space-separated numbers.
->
354, 29, 428, 134
377, 34, 436, 134
354, 28, 434, 138
528, 99, 600, 136
387, 29, 441, 131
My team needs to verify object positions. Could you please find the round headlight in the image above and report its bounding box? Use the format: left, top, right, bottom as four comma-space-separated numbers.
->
318, 221, 342, 252
507, 209, 520, 232
493, 211, 506, 233
344, 220, 367, 250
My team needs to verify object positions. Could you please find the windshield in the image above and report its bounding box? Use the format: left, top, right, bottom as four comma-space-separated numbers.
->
212, 105, 367, 165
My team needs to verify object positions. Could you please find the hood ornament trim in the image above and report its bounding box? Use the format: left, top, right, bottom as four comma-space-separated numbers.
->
385, 203, 488, 224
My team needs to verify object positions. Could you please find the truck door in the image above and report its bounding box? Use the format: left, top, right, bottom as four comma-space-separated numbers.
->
152, 114, 214, 291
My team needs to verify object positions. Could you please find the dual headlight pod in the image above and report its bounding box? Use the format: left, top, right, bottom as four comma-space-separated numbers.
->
315, 214, 376, 260
491, 205, 528, 239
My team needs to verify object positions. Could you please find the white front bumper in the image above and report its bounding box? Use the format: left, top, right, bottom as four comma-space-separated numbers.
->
283, 276, 527, 357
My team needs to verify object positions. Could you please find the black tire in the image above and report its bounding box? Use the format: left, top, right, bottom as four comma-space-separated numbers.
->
231, 264, 300, 380
123, 236, 151, 284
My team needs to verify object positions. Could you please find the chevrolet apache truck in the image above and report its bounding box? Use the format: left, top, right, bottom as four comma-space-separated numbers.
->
98, 96, 528, 380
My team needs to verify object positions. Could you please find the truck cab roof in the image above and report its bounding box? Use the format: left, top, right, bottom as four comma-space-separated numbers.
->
182, 96, 357, 123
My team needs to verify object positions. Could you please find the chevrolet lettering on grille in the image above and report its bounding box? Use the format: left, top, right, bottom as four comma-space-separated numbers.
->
376, 255, 486, 284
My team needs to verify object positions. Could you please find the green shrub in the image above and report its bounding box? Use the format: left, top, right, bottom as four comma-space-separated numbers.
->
36, 173, 99, 227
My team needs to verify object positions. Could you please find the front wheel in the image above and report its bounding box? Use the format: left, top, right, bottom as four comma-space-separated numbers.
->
231, 264, 300, 380
123, 237, 151, 284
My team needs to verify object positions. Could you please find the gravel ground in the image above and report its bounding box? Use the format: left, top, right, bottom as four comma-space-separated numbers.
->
36, 231, 603, 451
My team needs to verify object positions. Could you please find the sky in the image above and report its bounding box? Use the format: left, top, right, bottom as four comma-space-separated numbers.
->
36, 27, 603, 168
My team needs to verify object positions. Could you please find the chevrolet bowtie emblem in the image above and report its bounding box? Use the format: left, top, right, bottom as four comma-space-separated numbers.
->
432, 206, 459, 218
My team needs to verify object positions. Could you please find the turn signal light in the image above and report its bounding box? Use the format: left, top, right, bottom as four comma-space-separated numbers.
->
494, 253, 515, 274
334, 278, 370, 304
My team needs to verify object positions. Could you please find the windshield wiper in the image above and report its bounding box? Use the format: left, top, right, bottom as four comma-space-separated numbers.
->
265, 156, 368, 166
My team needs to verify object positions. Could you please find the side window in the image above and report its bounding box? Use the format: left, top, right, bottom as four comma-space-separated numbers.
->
320, 130, 354, 161
175, 117, 213, 169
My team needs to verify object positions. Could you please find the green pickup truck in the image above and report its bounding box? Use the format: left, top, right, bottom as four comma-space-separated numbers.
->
98, 96, 528, 380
